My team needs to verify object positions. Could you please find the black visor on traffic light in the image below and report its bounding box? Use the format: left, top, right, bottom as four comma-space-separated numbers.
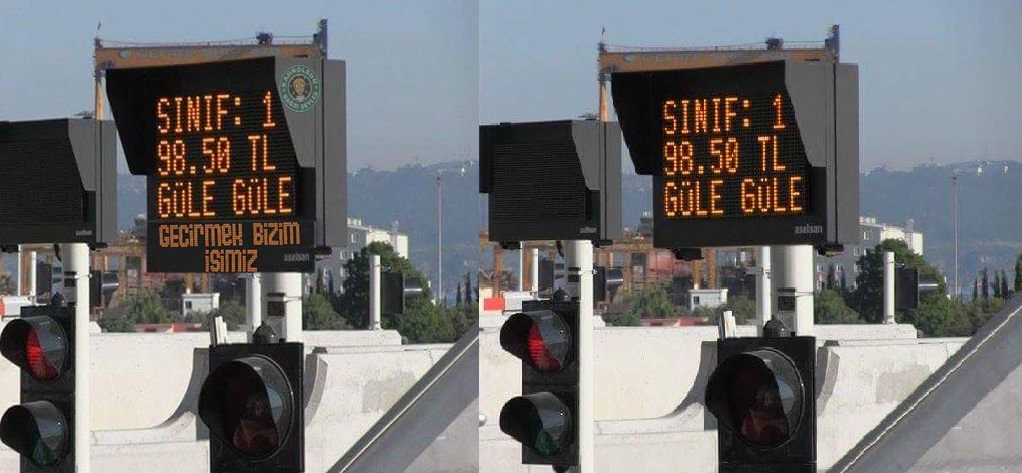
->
499, 392, 573, 456
0, 401, 69, 467
0, 317, 68, 382
705, 349, 805, 448
500, 310, 573, 373
198, 355, 294, 459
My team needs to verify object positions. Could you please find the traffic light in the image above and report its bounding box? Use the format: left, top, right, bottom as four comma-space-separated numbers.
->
198, 333, 304, 473
0, 305, 75, 473
381, 271, 426, 315
705, 326, 816, 472
498, 300, 579, 468
594, 266, 623, 303
895, 267, 940, 311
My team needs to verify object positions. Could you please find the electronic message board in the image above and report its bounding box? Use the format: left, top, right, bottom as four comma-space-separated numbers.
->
612, 61, 858, 250
0, 119, 117, 247
480, 120, 622, 243
106, 57, 346, 273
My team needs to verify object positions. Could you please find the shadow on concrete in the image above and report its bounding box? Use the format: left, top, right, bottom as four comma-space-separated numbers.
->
832, 294, 1022, 472
328, 328, 480, 473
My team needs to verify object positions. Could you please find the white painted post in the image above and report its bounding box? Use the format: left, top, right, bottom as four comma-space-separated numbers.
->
28, 250, 37, 303
369, 254, 382, 330
262, 272, 303, 342
15, 245, 22, 296
884, 251, 896, 324
516, 248, 524, 292
530, 248, 539, 293
63, 243, 90, 473
756, 246, 772, 334
564, 240, 594, 473
771, 245, 815, 336
246, 273, 262, 338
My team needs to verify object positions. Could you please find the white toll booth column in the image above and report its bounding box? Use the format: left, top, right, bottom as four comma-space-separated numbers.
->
516, 248, 524, 292
369, 254, 382, 330
884, 251, 896, 324
28, 250, 37, 303
563, 240, 594, 473
530, 248, 539, 293
755, 246, 772, 334
63, 243, 90, 473
262, 272, 303, 342
246, 273, 262, 338
771, 245, 815, 336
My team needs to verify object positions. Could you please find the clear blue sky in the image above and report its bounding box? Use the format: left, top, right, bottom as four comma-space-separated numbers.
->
0, 0, 478, 172
481, 0, 1022, 171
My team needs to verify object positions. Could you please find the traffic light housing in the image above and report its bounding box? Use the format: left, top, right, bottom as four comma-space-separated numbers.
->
894, 267, 940, 311
705, 335, 816, 473
198, 341, 304, 473
0, 305, 75, 473
381, 271, 426, 315
498, 300, 579, 468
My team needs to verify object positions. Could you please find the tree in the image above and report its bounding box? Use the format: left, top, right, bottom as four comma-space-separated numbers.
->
1015, 254, 1022, 293
603, 312, 641, 327
902, 295, 957, 337
464, 272, 473, 304
335, 242, 430, 329
393, 296, 455, 343
99, 289, 171, 332
185, 300, 247, 330
981, 268, 990, 301
973, 278, 978, 301
626, 285, 675, 319
815, 289, 862, 324
1000, 269, 1010, 298
826, 265, 836, 291
304, 293, 350, 330
0, 275, 16, 295
850, 239, 946, 323
993, 271, 1002, 298
839, 271, 848, 294
702, 296, 756, 326
455, 282, 463, 305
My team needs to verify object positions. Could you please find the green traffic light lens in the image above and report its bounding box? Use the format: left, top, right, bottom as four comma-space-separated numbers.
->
499, 392, 572, 457
0, 402, 69, 467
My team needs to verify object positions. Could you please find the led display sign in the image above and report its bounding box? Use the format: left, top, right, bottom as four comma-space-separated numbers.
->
612, 61, 859, 250
107, 57, 347, 272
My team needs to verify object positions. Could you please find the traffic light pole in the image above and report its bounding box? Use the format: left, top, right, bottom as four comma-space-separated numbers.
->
370, 254, 382, 330
564, 240, 594, 473
771, 245, 815, 336
263, 272, 304, 342
246, 273, 262, 339
755, 246, 772, 335
883, 251, 895, 324
64, 242, 90, 473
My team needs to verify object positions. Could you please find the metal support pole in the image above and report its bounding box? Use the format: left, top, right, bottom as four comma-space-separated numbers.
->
15, 245, 22, 296
262, 272, 303, 342
884, 251, 896, 324
63, 243, 90, 473
516, 248, 524, 292
369, 254, 382, 330
771, 245, 815, 336
564, 240, 594, 473
246, 273, 262, 337
436, 174, 443, 304
28, 250, 37, 303
530, 248, 539, 293
755, 246, 772, 333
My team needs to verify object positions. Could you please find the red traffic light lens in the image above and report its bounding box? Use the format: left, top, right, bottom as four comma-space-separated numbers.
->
26, 329, 59, 381
705, 348, 804, 448
1, 317, 67, 382
198, 355, 294, 459
0, 401, 69, 467
501, 310, 573, 373
527, 323, 562, 372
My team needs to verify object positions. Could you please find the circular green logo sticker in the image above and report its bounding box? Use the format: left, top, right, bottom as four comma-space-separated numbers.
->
279, 65, 321, 113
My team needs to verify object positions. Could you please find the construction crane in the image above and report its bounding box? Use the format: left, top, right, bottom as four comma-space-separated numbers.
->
596, 25, 840, 288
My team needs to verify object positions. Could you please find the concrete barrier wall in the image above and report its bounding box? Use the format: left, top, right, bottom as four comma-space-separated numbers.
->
480, 320, 959, 473
0, 325, 444, 473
